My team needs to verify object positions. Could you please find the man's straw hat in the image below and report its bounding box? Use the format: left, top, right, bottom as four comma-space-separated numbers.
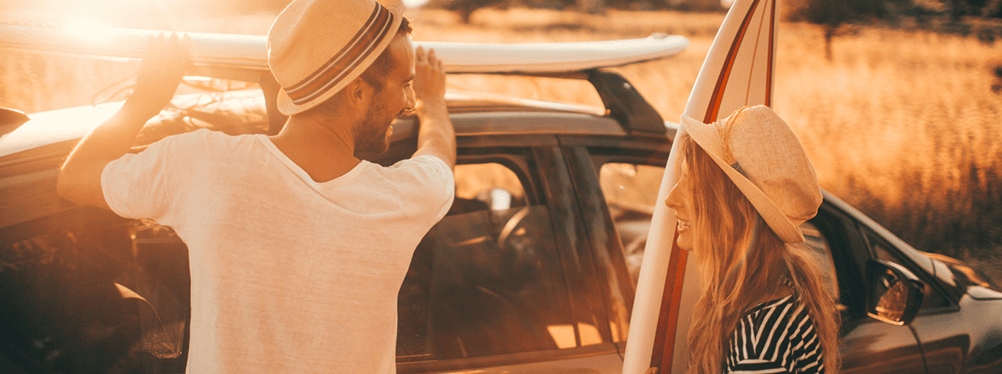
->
267, 0, 404, 115
680, 105, 822, 243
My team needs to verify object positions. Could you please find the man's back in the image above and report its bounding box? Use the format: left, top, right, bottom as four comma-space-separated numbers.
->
102, 129, 454, 373
57, 1, 456, 371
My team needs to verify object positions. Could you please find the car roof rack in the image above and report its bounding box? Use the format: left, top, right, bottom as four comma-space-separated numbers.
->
587, 70, 666, 135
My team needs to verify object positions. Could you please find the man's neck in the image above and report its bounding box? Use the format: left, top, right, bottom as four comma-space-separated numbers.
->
269, 115, 361, 183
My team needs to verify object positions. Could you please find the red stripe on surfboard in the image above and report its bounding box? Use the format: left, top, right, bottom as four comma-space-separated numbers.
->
660, 244, 688, 370
648, 232, 687, 370
766, 0, 775, 107
704, 0, 762, 123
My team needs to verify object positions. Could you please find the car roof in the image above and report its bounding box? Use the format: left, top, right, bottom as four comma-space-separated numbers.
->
1, 24, 684, 160
0, 89, 644, 161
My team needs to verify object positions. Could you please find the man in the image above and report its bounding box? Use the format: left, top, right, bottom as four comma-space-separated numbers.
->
56, 0, 456, 372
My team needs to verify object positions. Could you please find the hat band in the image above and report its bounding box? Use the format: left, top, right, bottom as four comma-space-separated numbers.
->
284, 2, 394, 105
730, 161, 747, 178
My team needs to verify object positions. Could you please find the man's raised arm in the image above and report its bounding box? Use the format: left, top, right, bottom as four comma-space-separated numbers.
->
411, 47, 456, 170
57, 34, 190, 209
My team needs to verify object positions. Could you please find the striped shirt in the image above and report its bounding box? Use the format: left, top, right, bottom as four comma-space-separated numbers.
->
725, 295, 825, 374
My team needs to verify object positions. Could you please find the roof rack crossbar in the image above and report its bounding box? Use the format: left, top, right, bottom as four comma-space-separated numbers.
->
587, 70, 666, 136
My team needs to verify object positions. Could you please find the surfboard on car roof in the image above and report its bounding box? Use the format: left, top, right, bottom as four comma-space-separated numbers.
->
0, 21, 687, 76
0, 21, 688, 158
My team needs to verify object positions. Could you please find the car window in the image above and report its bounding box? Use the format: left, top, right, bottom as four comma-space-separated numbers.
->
597, 162, 665, 285
863, 230, 951, 310
396, 161, 576, 363
595, 163, 842, 305
800, 222, 841, 304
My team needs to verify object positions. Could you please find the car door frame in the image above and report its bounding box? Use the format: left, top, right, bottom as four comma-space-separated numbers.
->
558, 131, 671, 358
389, 128, 625, 373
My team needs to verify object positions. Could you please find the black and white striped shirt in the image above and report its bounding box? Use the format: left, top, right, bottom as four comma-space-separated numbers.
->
725, 295, 825, 374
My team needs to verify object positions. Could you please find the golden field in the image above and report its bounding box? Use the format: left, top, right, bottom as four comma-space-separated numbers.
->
2, 8, 1000, 284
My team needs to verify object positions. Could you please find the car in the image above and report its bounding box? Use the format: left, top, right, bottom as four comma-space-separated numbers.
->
2, 28, 1002, 374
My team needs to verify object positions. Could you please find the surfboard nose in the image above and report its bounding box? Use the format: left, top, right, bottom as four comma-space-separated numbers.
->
0, 107, 30, 137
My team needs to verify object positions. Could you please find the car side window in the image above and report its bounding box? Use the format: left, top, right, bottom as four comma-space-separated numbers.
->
595, 162, 843, 305
800, 222, 842, 305
396, 161, 576, 363
863, 230, 951, 310
597, 162, 665, 285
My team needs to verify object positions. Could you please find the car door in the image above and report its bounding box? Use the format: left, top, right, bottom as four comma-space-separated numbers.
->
1, 151, 192, 374
387, 130, 623, 373
575, 134, 932, 374
809, 204, 928, 373
856, 222, 966, 374
561, 132, 670, 359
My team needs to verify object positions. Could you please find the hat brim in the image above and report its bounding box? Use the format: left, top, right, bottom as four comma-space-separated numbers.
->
680, 115, 806, 243
277, 0, 405, 116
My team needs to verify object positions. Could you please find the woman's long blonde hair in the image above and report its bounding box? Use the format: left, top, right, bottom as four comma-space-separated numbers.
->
678, 138, 841, 374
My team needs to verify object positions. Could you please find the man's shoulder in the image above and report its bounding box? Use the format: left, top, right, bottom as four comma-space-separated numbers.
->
358, 155, 454, 213
161, 128, 238, 145
399, 154, 450, 170
151, 129, 259, 155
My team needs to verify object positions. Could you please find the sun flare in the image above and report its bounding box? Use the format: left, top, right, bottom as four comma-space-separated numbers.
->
66, 17, 113, 44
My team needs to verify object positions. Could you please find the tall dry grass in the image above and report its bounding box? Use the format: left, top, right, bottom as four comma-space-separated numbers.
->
775, 24, 1002, 283
1, 7, 1000, 284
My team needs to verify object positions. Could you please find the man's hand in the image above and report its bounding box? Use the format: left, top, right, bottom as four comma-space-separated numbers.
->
411, 46, 456, 170
413, 46, 446, 109
57, 33, 191, 209
125, 33, 192, 118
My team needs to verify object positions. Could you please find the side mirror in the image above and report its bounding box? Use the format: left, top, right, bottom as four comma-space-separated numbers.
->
867, 260, 924, 325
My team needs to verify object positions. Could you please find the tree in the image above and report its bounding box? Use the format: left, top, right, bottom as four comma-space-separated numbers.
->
789, 0, 893, 60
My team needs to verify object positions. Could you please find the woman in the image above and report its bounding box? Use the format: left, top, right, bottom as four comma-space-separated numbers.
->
649, 105, 840, 374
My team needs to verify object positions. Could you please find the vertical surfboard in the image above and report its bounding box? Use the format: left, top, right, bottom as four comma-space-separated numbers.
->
622, 0, 780, 373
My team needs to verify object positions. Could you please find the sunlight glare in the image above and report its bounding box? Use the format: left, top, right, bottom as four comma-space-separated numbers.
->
67, 17, 113, 44
402, 0, 429, 8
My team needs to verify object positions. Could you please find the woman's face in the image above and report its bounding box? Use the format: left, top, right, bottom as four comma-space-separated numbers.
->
665, 170, 694, 251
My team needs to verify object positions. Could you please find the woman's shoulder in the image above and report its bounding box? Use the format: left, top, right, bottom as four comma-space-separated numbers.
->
746, 294, 797, 315
741, 294, 817, 336
729, 295, 826, 373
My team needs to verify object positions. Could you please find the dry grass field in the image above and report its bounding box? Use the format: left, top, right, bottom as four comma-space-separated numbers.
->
2, 7, 1000, 284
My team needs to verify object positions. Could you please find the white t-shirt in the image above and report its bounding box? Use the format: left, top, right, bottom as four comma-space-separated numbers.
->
101, 129, 454, 374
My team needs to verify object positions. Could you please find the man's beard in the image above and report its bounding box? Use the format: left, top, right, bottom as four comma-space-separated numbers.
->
353, 101, 397, 154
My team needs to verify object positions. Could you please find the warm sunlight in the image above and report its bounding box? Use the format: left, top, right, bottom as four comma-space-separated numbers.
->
402, 0, 430, 8
66, 17, 113, 44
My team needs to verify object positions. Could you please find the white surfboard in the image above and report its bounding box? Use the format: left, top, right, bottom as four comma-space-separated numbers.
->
622, 0, 780, 373
0, 21, 688, 79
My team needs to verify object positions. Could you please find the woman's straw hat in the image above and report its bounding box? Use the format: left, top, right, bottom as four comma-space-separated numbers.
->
267, 0, 404, 115
680, 105, 823, 243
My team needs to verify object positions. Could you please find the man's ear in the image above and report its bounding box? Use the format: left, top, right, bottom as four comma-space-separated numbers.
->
344, 78, 370, 110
